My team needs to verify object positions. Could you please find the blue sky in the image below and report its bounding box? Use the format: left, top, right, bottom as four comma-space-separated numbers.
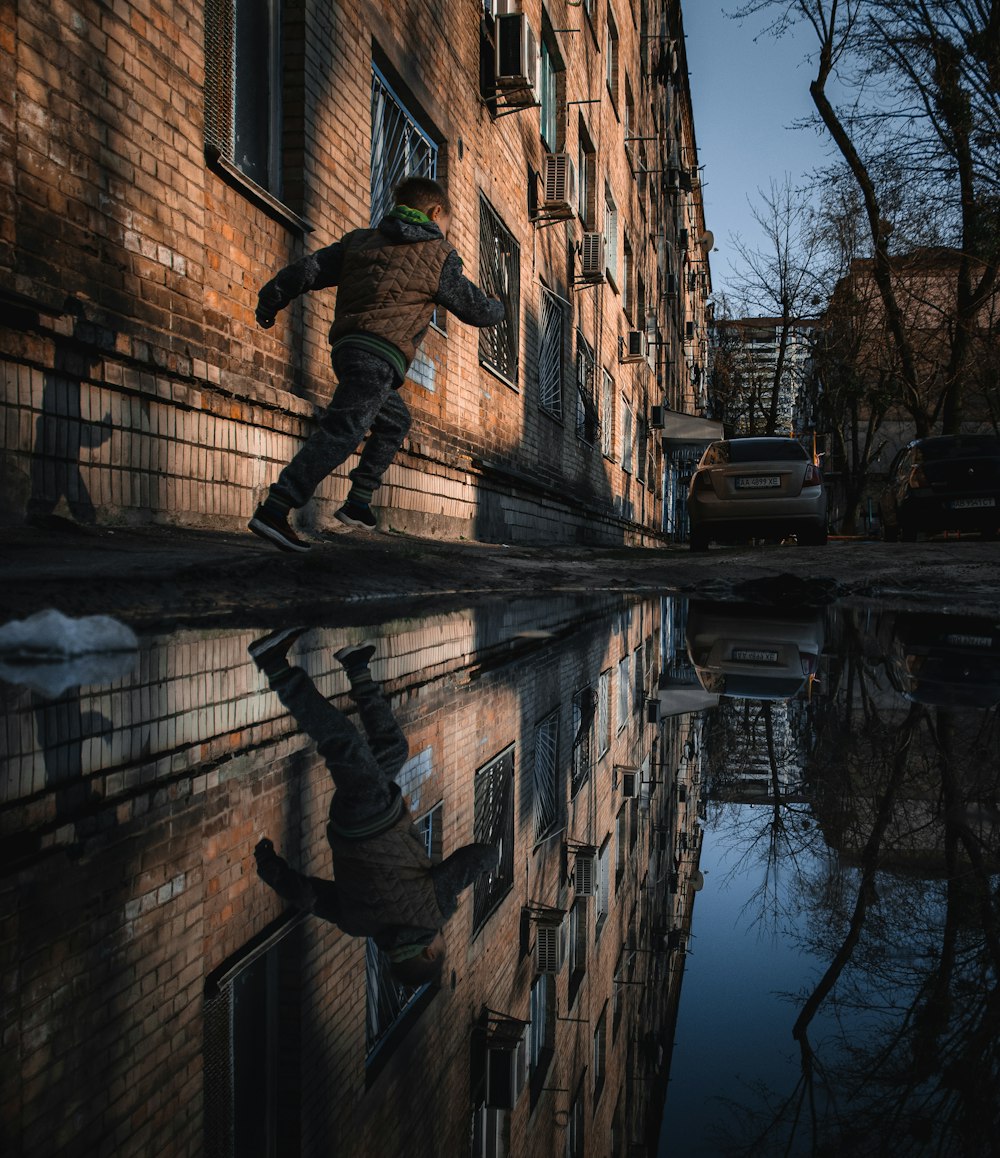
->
681, 4, 840, 298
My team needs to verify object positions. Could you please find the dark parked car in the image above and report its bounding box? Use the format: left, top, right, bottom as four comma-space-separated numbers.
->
686, 437, 828, 551
879, 434, 1000, 541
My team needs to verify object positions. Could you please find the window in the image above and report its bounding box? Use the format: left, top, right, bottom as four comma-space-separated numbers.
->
203, 916, 303, 1157
204, 0, 285, 194
571, 685, 595, 797
633, 646, 644, 712
538, 288, 565, 420
604, 186, 618, 285
540, 38, 560, 152
624, 76, 635, 144
532, 710, 559, 841
615, 806, 627, 891
479, 196, 520, 386
617, 654, 630, 728
575, 333, 598, 445
528, 973, 555, 1102
366, 936, 428, 1058
606, 8, 619, 107
370, 64, 439, 227
577, 121, 596, 229
416, 801, 443, 861
473, 746, 515, 931
601, 369, 614, 459
593, 1004, 608, 1101
622, 238, 633, 322
621, 397, 634, 476
566, 1087, 584, 1158
597, 669, 611, 758
568, 897, 588, 1006
472, 1104, 508, 1158
595, 838, 610, 937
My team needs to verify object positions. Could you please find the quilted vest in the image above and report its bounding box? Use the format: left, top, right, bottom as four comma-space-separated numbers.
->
328, 227, 454, 367
327, 807, 446, 936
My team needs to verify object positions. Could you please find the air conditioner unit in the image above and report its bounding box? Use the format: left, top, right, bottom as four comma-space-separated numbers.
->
495, 13, 539, 106
649, 404, 666, 429
620, 770, 638, 798
542, 152, 577, 214
580, 232, 606, 281
535, 922, 564, 973
573, 850, 598, 896
620, 330, 646, 363
644, 696, 661, 724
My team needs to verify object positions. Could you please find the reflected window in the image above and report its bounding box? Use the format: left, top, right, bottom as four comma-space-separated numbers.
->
539, 37, 562, 152
532, 710, 560, 842
593, 1003, 607, 1101
538, 288, 565, 420
568, 897, 588, 1006
571, 685, 595, 797
615, 805, 627, 892
576, 333, 598, 446
528, 973, 555, 1104
566, 1082, 585, 1157
473, 746, 515, 931
597, 669, 611, 757
595, 838, 610, 938
479, 195, 520, 386
617, 655, 630, 729
203, 915, 303, 1157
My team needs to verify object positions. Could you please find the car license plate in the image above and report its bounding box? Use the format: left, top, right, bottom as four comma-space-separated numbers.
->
950, 497, 995, 509
735, 476, 780, 489
732, 648, 779, 664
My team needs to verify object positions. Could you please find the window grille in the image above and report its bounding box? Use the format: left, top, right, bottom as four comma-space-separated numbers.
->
204, 0, 283, 193
601, 369, 614, 457
473, 746, 515, 931
571, 686, 594, 797
479, 196, 520, 385
365, 937, 425, 1057
532, 711, 559, 841
575, 335, 598, 445
370, 64, 439, 227
598, 669, 611, 757
538, 288, 564, 419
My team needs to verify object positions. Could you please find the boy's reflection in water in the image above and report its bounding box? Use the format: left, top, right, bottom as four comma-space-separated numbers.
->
248, 629, 499, 987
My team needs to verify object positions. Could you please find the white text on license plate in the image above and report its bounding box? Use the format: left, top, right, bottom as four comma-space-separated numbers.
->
950, 497, 995, 509
735, 476, 780, 489
732, 648, 779, 664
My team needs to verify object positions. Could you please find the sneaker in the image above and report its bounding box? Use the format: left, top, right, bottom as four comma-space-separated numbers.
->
249, 505, 311, 553
248, 626, 307, 672
334, 639, 377, 676
334, 502, 377, 530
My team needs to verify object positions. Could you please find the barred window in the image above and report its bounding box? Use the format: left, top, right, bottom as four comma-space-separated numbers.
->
366, 937, 426, 1058
473, 746, 515, 931
601, 369, 614, 458
538, 288, 565, 419
576, 333, 598, 445
204, 0, 284, 193
479, 196, 520, 386
370, 64, 439, 228
571, 685, 595, 798
532, 710, 559, 842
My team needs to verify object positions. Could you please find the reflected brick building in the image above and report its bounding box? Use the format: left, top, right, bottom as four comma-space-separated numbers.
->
1, 0, 711, 545
1, 595, 706, 1156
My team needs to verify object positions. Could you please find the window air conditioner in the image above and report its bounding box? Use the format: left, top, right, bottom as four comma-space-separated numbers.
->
535, 922, 564, 973
620, 330, 646, 363
573, 850, 598, 896
542, 152, 577, 214
495, 13, 539, 106
580, 232, 606, 281
649, 405, 666, 429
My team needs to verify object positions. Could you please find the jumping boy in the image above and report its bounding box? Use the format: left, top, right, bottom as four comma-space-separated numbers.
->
248, 628, 499, 987
249, 176, 505, 553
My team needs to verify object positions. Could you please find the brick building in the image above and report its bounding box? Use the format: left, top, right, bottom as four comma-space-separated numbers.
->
1, 594, 705, 1156
0, 0, 710, 545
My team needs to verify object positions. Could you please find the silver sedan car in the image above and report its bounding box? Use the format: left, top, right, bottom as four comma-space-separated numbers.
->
686, 437, 828, 550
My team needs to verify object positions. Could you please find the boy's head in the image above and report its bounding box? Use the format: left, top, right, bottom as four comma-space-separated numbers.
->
394, 176, 451, 235
387, 931, 447, 988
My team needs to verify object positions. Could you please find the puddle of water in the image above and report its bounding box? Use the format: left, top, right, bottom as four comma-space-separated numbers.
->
1, 594, 998, 1157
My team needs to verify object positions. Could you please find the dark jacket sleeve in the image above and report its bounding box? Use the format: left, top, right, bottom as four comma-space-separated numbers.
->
430, 843, 500, 918
433, 250, 506, 327
256, 240, 347, 323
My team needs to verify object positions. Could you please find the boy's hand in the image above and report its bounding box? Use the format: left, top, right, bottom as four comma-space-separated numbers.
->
256, 310, 276, 329
254, 838, 282, 882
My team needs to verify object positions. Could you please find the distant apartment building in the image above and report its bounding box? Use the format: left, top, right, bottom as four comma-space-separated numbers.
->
1, 595, 706, 1157
1, 0, 711, 546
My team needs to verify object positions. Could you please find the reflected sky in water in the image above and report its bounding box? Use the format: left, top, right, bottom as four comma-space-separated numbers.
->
2, 593, 999, 1157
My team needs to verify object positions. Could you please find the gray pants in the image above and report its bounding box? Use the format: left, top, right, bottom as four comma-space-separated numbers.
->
273, 665, 409, 829
270, 346, 410, 510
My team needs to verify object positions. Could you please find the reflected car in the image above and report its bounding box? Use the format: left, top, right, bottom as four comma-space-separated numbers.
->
685, 601, 825, 702
686, 437, 828, 551
878, 434, 1000, 542
876, 610, 1000, 708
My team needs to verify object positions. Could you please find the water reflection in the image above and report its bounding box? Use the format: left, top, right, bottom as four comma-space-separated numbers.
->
1, 595, 998, 1156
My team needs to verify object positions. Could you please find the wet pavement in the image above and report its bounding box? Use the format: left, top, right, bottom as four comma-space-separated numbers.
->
2, 588, 999, 1156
